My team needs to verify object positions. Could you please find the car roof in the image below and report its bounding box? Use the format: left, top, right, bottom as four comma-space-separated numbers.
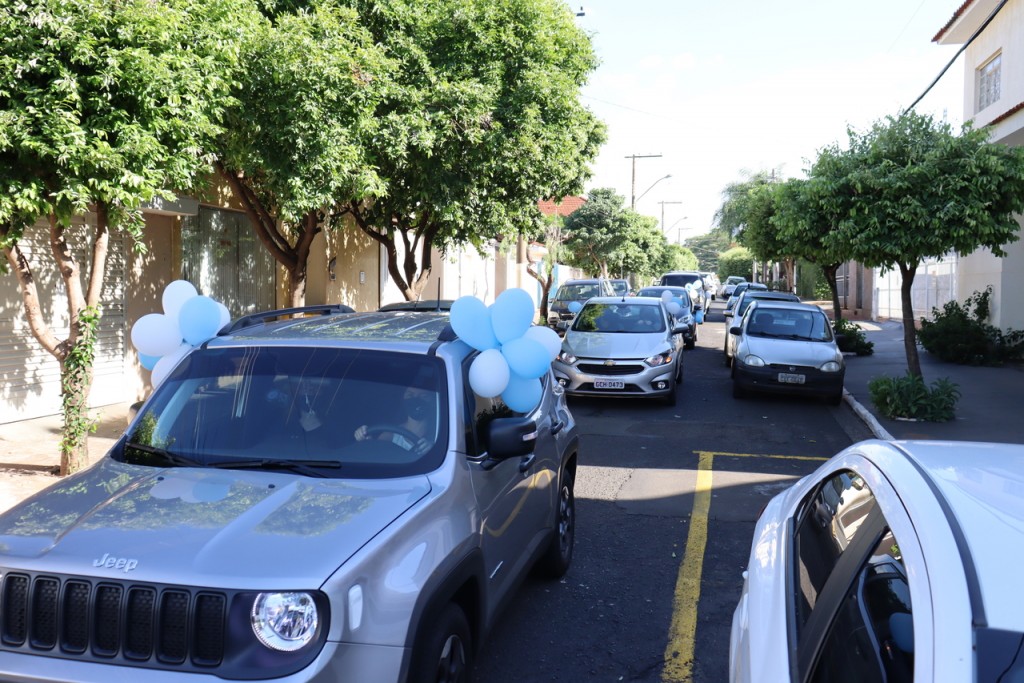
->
740, 291, 800, 301
585, 296, 660, 306
746, 301, 823, 314
869, 441, 1024, 632
378, 299, 453, 312
209, 310, 454, 353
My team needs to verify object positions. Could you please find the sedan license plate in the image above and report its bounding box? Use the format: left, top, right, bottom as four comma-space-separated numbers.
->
777, 372, 806, 385
594, 379, 625, 389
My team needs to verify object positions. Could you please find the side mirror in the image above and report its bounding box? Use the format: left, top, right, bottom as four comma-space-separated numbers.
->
486, 416, 537, 459
730, 326, 742, 335
672, 322, 687, 334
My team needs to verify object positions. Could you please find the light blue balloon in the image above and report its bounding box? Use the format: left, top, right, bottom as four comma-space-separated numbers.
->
568, 301, 583, 314
450, 296, 499, 351
490, 288, 535, 344
502, 374, 543, 413
500, 337, 550, 379
138, 353, 160, 371
673, 296, 685, 308
179, 295, 223, 346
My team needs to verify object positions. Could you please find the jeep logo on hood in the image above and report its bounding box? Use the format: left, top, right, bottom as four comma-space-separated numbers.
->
93, 553, 138, 573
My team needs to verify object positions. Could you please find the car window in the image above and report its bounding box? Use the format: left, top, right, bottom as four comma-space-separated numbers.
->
793, 470, 912, 681
557, 284, 598, 300
120, 347, 449, 477
572, 303, 665, 333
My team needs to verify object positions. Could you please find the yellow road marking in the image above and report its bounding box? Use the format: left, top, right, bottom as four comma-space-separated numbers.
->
661, 449, 826, 681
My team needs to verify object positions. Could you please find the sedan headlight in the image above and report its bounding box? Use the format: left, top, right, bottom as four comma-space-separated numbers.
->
251, 592, 319, 651
644, 351, 674, 367
741, 354, 765, 367
820, 361, 843, 373
557, 349, 577, 364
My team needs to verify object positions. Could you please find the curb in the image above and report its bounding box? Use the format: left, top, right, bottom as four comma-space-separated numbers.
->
842, 389, 895, 441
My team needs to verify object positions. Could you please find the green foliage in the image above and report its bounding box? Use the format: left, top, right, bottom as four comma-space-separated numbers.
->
833, 318, 874, 356
683, 232, 730, 273
60, 306, 100, 460
868, 372, 960, 422
662, 244, 699, 272
563, 188, 628, 276
614, 211, 668, 280
713, 168, 782, 241
918, 287, 1024, 365
718, 246, 753, 280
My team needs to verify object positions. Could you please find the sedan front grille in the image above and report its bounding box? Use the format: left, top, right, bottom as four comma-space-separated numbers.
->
577, 362, 646, 376
0, 572, 226, 668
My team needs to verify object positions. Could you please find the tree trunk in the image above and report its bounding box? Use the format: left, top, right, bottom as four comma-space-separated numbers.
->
822, 263, 842, 321
347, 204, 437, 302
526, 260, 554, 321
899, 262, 922, 379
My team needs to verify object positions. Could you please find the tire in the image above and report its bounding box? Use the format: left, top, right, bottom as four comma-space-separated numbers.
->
828, 389, 843, 406
662, 382, 677, 407
536, 468, 576, 578
410, 603, 473, 683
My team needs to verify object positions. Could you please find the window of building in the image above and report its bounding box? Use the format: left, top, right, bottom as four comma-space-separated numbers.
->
977, 53, 1001, 112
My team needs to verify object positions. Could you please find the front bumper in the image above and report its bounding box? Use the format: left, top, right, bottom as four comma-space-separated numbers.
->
733, 360, 844, 399
552, 358, 675, 399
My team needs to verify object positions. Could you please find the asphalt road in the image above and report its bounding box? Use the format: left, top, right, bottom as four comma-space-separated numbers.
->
472, 301, 874, 682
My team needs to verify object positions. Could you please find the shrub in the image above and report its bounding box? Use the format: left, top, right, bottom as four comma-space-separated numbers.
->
833, 318, 874, 356
868, 372, 960, 422
918, 287, 1024, 365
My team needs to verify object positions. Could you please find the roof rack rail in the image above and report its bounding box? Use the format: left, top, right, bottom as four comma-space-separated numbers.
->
221, 304, 355, 335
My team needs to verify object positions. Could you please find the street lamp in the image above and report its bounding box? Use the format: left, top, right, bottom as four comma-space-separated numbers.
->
667, 216, 689, 244
634, 174, 671, 209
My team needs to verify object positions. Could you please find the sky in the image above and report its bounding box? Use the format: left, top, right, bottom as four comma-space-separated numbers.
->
574, 0, 968, 243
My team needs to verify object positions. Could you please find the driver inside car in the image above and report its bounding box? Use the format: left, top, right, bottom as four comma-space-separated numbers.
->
353, 386, 436, 455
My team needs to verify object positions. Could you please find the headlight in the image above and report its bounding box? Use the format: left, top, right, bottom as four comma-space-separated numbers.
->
742, 354, 765, 367
820, 361, 842, 373
557, 349, 577, 364
251, 592, 319, 651
644, 351, 673, 367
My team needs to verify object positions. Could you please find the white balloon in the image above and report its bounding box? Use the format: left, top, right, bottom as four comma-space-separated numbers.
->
131, 313, 182, 357
522, 325, 562, 361
162, 280, 198, 324
660, 291, 673, 305
216, 301, 231, 329
469, 349, 511, 398
150, 342, 191, 388
666, 302, 682, 316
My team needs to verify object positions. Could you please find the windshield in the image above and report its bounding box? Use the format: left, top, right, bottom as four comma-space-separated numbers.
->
660, 273, 702, 288
572, 303, 665, 333
727, 276, 745, 285
610, 280, 629, 295
745, 309, 833, 342
555, 283, 602, 301
118, 347, 448, 478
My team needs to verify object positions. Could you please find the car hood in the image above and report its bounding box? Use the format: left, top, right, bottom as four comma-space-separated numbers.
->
0, 458, 430, 588
743, 336, 841, 366
565, 331, 668, 359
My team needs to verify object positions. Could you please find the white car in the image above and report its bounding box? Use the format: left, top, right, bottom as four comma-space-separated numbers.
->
730, 439, 1024, 683
718, 276, 746, 300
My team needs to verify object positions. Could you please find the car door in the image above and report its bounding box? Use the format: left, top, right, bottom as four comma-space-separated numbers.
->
463, 361, 556, 615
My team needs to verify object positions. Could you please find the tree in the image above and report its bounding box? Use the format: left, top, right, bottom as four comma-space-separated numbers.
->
217, 1, 390, 307
719, 247, 754, 280
660, 244, 699, 273
0, 0, 253, 474
614, 211, 667, 283
734, 182, 797, 290
526, 213, 564, 322
562, 188, 629, 277
339, 0, 605, 301
683, 232, 730, 273
818, 111, 1024, 377
772, 178, 846, 317
713, 168, 782, 240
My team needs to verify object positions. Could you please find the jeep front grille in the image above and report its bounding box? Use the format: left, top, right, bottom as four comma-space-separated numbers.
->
0, 572, 226, 668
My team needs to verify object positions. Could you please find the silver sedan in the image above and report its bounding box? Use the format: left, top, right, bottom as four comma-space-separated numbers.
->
552, 297, 685, 406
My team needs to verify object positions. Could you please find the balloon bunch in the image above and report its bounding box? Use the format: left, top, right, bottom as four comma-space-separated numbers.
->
130, 280, 230, 388
660, 290, 687, 317
450, 289, 562, 414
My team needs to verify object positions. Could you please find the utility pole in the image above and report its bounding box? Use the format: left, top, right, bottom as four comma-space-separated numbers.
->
625, 154, 662, 209
658, 201, 683, 235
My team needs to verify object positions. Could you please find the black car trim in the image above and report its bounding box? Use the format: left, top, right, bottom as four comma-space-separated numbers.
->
889, 443, 987, 629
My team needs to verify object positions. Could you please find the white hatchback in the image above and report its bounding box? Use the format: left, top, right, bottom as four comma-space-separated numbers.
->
730, 439, 1024, 682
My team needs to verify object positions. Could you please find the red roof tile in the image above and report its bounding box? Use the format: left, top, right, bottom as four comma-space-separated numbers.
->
933, 0, 977, 42
538, 196, 586, 217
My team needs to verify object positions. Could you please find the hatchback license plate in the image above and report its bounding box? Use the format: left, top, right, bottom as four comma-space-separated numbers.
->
777, 373, 805, 384
594, 379, 625, 389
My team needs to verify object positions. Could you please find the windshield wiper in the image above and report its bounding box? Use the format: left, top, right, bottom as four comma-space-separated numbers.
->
207, 459, 342, 478
123, 442, 203, 468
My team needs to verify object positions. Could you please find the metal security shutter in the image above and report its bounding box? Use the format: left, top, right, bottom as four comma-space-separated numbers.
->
0, 218, 126, 423
181, 207, 276, 315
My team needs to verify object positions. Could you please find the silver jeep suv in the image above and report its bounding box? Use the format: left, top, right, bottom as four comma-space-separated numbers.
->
0, 307, 579, 683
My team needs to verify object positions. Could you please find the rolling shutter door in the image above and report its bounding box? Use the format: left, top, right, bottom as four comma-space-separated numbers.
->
0, 218, 126, 423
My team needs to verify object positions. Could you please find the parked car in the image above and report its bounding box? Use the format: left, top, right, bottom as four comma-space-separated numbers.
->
700, 272, 720, 301
718, 275, 746, 299
723, 281, 768, 317
0, 307, 579, 683
723, 290, 801, 365
658, 271, 708, 311
609, 278, 631, 296
635, 285, 698, 349
730, 301, 844, 405
547, 278, 616, 332
730, 439, 1024, 683
378, 299, 454, 312
552, 296, 685, 406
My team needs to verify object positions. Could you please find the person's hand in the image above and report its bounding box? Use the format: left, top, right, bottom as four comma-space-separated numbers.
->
354, 425, 368, 441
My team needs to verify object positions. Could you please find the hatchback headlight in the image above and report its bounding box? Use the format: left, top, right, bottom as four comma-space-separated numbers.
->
644, 351, 673, 367
251, 592, 319, 651
742, 354, 765, 367
820, 361, 842, 373
557, 349, 577, 364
